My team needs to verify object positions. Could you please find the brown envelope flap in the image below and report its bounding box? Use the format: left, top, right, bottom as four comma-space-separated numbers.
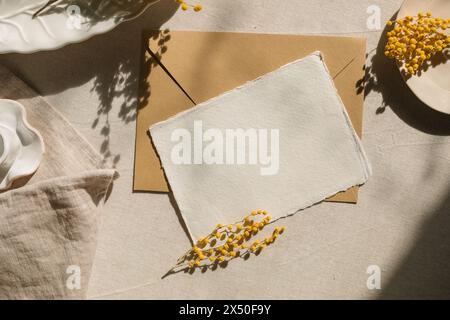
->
135, 30, 366, 203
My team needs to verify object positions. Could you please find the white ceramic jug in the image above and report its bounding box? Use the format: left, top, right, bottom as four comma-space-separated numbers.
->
0, 125, 22, 180
0, 100, 44, 191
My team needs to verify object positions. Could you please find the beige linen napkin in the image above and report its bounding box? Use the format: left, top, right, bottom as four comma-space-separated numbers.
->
0, 170, 115, 300
0, 65, 116, 299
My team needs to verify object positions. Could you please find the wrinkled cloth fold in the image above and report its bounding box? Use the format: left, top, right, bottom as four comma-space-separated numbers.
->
0, 170, 116, 299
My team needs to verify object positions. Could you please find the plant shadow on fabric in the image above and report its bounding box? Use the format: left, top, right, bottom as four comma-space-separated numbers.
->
91, 28, 171, 167
357, 12, 450, 136
0, 0, 178, 167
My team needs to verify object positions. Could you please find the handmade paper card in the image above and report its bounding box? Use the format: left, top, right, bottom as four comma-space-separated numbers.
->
150, 52, 371, 241
134, 30, 367, 203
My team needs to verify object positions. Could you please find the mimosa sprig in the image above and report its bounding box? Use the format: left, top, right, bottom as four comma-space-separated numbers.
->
384, 12, 450, 76
170, 210, 286, 273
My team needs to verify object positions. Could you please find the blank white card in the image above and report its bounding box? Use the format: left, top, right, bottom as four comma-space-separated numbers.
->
150, 52, 371, 241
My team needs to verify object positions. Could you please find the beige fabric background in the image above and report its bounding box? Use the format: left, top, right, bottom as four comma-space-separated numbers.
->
1, 0, 450, 299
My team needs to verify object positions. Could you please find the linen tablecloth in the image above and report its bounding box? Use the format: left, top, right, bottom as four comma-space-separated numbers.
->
2, 0, 450, 299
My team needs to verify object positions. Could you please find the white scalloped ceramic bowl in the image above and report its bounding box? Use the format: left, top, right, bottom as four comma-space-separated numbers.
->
0, 99, 44, 191
0, 0, 158, 54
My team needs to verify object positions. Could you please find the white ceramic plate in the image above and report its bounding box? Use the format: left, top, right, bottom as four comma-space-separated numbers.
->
0, 99, 45, 191
397, 0, 450, 114
0, 0, 158, 54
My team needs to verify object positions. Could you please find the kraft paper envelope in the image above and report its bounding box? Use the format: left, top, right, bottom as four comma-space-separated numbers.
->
150, 52, 371, 240
134, 30, 366, 203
